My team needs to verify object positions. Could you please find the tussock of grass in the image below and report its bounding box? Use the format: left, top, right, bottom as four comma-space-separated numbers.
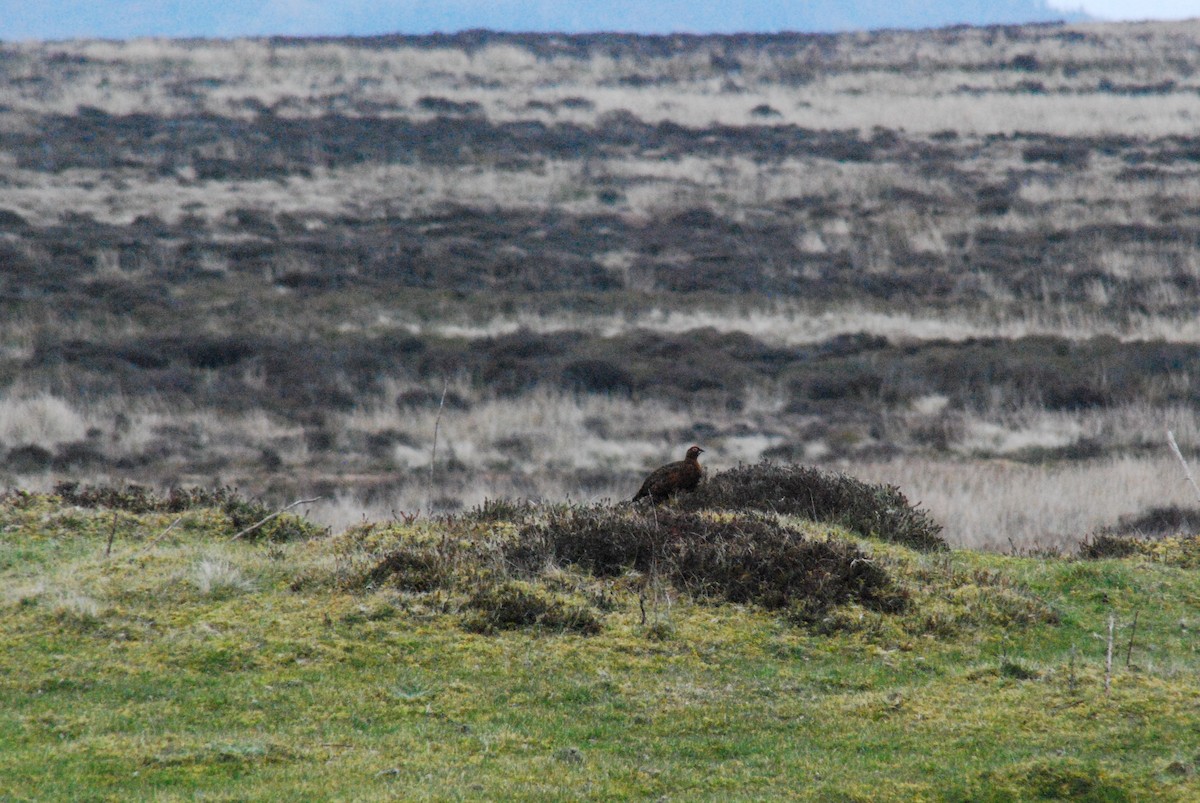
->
190, 557, 256, 597
146, 740, 300, 768
679, 461, 947, 552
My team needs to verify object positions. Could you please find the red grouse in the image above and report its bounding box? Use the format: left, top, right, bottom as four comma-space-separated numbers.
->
632, 446, 705, 503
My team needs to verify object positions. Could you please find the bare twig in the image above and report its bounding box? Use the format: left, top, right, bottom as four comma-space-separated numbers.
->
141, 515, 185, 552
1167, 430, 1200, 505
105, 511, 118, 558
1105, 614, 1115, 696
229, 497, 322, 541
427, 379, 449, 510
1125, 609, 1139, 668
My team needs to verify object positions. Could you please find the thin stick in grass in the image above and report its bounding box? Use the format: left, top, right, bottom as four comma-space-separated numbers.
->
1125, 609, 1139, 669
141, 515, 184, 552
105, 511, 118, 558
1105, 613, 1115, 696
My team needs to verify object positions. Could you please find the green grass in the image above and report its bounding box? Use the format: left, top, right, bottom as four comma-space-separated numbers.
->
3, 494, 1200, 800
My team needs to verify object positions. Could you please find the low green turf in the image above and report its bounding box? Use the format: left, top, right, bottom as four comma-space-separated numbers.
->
3, 494, 1199, 801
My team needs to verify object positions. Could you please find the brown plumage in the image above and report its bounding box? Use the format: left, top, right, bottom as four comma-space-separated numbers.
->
632, 446, 704, 503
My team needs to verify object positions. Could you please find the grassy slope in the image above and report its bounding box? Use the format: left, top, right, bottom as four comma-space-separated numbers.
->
3, 496, 1199, 800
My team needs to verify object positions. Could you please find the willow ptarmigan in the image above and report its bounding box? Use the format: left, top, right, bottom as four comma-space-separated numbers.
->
632, 445, 704, 503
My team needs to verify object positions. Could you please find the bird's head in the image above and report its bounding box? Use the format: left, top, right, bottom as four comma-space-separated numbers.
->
686, 445, 704, 460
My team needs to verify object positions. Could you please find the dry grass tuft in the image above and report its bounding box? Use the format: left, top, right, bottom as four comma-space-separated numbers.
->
190, 557, 255, 597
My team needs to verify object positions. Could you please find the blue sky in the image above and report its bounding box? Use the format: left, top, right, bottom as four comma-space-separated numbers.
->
0, 1, 1195, 41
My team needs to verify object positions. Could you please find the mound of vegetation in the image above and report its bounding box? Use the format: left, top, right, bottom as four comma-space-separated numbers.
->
515, 506, 908, 620
349, 503, 907, 632
337, 515, 611, 634
677, 462, 947, 552
51, 482, 321, 542
462, 580, 604, 635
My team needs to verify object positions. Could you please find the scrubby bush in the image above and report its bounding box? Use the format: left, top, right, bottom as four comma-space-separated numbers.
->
416, 96, 484, 116
364, 541, 454, 593
1079, 533, 1141, 559
55, 481, 173, 513
676, 462, 946, 552
514, 506, 908, 617
395, 387, 471, 411
348, 502, 908, 633
1023, 140, 1091, 168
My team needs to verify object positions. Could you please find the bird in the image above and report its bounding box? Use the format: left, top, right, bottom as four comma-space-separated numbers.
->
632, 446, 704, 503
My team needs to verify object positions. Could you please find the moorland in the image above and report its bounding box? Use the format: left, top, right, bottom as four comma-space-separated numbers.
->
4, 21, 1200, 546
4, 19, 1200, 799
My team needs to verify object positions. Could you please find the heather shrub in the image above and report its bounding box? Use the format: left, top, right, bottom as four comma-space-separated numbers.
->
462, 580, 602, 634
1078, 533, 1141, 560
351, 502, 907, 632
513, 506, 908, 617
677, 462, 947, 552
363, 541, 454, 593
